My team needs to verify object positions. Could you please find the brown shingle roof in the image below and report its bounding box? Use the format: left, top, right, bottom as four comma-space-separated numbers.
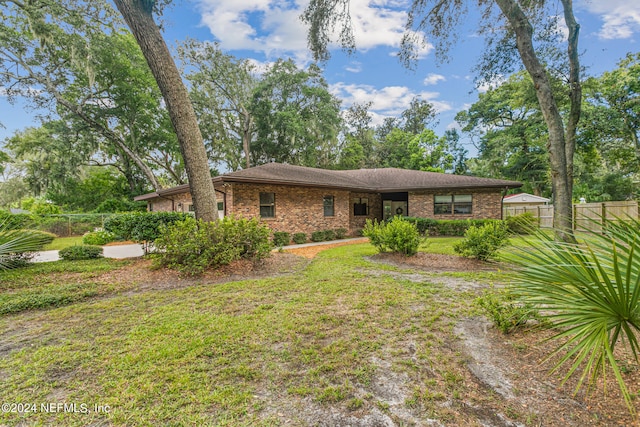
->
135, 163, 521, 201
222, 163, 521, 191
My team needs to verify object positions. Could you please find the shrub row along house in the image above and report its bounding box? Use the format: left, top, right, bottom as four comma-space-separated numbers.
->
135, 163, 522, 235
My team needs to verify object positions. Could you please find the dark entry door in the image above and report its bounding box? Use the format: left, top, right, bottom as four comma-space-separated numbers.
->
382, 192, 409, 220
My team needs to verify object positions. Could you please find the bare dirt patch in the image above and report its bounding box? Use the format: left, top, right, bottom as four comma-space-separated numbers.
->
283, 238, 369, 258
96, 252, 309, 293
368, 252, 501, 272
369, 251, 640, 426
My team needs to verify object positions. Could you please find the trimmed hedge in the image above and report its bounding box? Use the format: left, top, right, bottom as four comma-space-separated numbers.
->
272, 231, 291, 247
59, 245, 104, 261
401, 217, 501, 237
292, 233, 307, 244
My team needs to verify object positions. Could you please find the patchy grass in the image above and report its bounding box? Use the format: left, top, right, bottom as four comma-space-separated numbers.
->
0, 259, 132, 315
0, 243, 479, 426
43, 236, 84, 251
0, 240, 632, 426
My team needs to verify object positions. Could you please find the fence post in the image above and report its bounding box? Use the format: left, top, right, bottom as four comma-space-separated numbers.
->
537, 206, 541, 227
573, 204, 577, 230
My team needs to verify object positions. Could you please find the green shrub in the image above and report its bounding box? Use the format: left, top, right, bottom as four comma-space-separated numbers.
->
104, 212, 189, 252
0, 211, 35, 230
323, 229, 336, 241
154, 216, 272, 276
311, 230, 326, 242
334, 228, 348, 239
82, 230, 117, 246
363, 217, 422, 256
59, 245, 103, 261
30, 201, 62, 215
402, 217, 498, 237
476, 287, 538, 333
292, 233, 307, 244
454, 221, 509, 260
272, 231, 291, 247
505, 212, 538, 234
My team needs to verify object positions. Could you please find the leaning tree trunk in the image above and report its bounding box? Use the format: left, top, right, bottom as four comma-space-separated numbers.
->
495, 0, 577, 242
113, 0, 218, 221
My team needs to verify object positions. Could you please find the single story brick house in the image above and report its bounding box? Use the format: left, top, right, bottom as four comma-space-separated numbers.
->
134, 163, 522, 235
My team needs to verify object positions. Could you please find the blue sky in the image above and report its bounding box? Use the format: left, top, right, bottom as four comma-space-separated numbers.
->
1, 0, 639, 156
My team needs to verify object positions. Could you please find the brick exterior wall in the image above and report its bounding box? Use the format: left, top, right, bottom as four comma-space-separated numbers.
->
145, 185, 503, 236
409, 189, 503, 220
350, 192, 382, 232
230, 183, 351, 235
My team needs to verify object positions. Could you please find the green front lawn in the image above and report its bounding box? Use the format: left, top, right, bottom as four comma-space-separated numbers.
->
0, 259, 132, 315
0, 242, 505, 426
43, 236, 85, 250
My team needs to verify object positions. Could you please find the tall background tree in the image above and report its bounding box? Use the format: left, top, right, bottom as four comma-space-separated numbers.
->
303, 0, 581, 241
180, 39, 258, 171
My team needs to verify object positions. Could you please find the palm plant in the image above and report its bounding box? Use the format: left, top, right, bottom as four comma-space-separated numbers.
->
0, 219, 54, 270
510, 218, 640, 413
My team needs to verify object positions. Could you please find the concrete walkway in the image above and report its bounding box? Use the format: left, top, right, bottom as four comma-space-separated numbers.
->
32, 244, 145, 263
32, 237, 368, 263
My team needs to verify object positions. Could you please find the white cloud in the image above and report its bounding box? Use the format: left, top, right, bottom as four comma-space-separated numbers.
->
423, 73, 446, 85
330, 82, 452, 126
580, 0, 640, 40
345, 61, 363, 73
194, 0, 429, 59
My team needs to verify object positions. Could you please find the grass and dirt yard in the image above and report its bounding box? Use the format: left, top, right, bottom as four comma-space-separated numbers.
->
0, 238, 638, 426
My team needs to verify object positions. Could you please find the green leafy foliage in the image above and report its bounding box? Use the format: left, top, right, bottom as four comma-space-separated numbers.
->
154, 216, 272, 276
311, 230, 326, 242
272, 232, 291, 247
363, 217, 422, 256
293, 232, 307, 244
402, 217, 498, 236
511, 218, 640, 413
454, 222, 509, 260
324, 229, 336, 241
58, 245, 103, 261
104, 212, 189, 245
334, 228, 348, 239
476, 287, 538, 334
82, 230, 117, 246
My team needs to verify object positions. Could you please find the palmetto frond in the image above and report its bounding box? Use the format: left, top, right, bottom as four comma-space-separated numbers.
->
511, 218, 640, 413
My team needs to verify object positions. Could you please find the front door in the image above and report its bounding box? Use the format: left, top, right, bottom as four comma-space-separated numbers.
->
383, 200, 408, 220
